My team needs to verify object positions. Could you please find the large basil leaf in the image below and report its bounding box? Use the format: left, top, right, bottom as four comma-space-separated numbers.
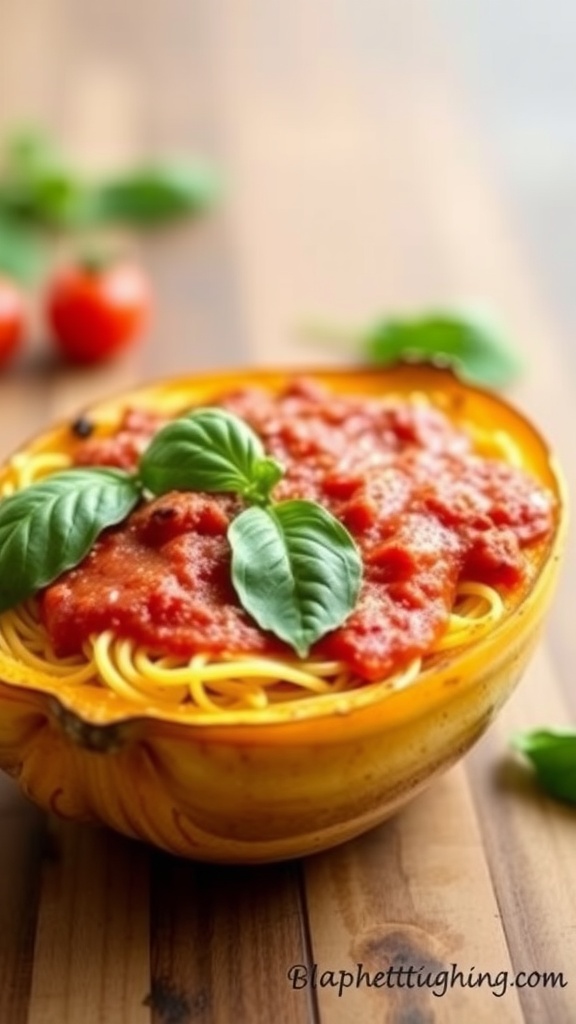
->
0, 469, 141, 612
228, 500, 362, 657
364, 310, 522, 388
140, 408, 283, 502
513, 729, 576, 805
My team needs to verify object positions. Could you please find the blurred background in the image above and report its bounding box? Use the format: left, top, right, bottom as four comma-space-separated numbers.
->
0, 0, 574, 367
439, 0, 576, 344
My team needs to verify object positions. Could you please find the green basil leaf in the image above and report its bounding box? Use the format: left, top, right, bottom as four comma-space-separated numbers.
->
513, 729, 576, 805
248, 457, 285, 500
0, 215, 46, 283
2, 129, 60, 184
229, 500, 362, 657
140, 408, 283, 501
0, 170, 90, 229
364, 310, 522, 388
0, 469, 141, 612
0, 129, 90, 229
95, 163, 220, 225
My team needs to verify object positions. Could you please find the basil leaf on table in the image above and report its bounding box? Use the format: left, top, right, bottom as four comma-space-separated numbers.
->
0, 129, 220, 231
229, 500, 362, 658
0, 215, 46, 283
0, 130, 90, 229
364, 311, 522, 388
513, 729, 576, 805
305, 309, 522, 389
0, 168, 89, 229
140, 408, 283, 503
95, 163, 220, 225
0, 469, 141, 613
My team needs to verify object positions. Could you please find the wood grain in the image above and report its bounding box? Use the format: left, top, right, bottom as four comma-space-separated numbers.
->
304, 770, 525, 1023
149, 856, 314, 1024
26, 824, 151, 1024
467, 650, 576, 1024
0, 779, 45, 1024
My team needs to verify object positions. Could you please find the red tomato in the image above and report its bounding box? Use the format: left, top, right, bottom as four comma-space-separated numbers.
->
46, 261, 150, 364
0, 277, 25, 368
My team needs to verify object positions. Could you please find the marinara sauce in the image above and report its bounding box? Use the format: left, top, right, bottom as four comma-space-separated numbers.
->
41, 380, 555, 681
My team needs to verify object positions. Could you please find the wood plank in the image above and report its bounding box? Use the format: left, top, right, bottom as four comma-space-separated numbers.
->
304, 770, 524, 1023
0, 778, 45, 1024
467, 649, 576, 1024
0, 0, 70, 126
0, 369, 53, 459
149, 854, 314, 1024
27, 823, 151, 1024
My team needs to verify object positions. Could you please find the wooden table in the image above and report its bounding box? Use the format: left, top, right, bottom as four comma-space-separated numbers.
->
0, 3, 574, 1022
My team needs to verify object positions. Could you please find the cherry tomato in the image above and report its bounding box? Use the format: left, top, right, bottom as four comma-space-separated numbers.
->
0, 277, 25, 368
46, 260, 150, 364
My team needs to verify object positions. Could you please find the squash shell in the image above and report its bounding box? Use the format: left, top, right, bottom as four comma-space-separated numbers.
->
0, 366, 567, 862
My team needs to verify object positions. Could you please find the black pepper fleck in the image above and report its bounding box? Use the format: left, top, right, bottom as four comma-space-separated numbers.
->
71, 416, 95, 438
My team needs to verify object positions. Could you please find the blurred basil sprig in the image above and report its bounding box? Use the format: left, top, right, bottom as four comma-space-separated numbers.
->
0, 129, 220, 281
513, 729, 576, 806
305, 308, 523, 389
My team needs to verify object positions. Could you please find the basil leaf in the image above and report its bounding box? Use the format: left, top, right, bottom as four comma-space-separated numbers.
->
229, 500, 362, 657
95, 163, 220, 225
513, 729, 576, 805
140, 408, 283, 502
249, 457, 284, 498
364, 310, 522, 388
2, 130, 61, 186
0, 215, 46, 283
0, 130, 90, 229
0, 469, 141, 612
0, 169, 90, 229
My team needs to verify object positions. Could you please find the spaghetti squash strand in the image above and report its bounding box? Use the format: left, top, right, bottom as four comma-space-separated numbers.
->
0, 579, 506, 715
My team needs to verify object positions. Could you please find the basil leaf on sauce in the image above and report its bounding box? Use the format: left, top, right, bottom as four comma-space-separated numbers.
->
140, 408, 283, 503
0, 408, 362, 654
0, 469, 141, 613
229, 500, 362, 658
513, 729, 576, 805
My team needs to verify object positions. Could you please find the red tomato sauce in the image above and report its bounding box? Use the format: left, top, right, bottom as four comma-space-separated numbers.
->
40, 380, 555, 681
